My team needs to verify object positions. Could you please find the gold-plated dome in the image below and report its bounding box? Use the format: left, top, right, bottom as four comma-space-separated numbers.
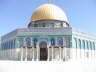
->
31, 4, 68, 22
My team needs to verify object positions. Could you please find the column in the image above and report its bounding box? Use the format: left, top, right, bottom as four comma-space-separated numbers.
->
76, 47, 77, 59
63, 47, 65, 61
32, 47, 35, 61
59, 47, 62, 60
31, 38, 34, 61
52, 46, 54, 60
38, 47, 40, 61
47, 46, 50, 61
94, 50, 95, 59
84, 48, 86, 59
37, 47, 39, 61
21, 47, 23, 61
25, 46, 27, 61
64, 47, 66, 61
24, 38, 26, 61
30, 47, 32, 61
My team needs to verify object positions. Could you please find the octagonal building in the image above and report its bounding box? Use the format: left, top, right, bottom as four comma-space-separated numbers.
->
0, 3, 96, 61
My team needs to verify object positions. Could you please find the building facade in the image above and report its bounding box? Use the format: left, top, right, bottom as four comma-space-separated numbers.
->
0, 3, 96, 61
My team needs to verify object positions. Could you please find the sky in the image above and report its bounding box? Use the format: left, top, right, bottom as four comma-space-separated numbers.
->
0, 0, 96, 36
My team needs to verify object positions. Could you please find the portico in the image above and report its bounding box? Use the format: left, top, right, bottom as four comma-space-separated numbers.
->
20, 46, 66, 61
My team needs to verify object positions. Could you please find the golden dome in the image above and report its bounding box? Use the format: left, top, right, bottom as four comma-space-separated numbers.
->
31, 4, 68, 22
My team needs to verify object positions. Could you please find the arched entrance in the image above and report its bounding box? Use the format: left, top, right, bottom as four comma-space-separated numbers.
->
39, 41, 48, 61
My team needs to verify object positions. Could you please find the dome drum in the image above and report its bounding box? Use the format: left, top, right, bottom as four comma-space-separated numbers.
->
28, 20, 69, 28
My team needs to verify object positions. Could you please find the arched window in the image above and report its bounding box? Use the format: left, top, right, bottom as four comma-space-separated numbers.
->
51, 23, 54, 27
2, 43, 4, 50
89, 41, 92, 50
6, 42, 8, 49
86, 40, 89, 50
74, 38, 77, 48
61, 23, 63, 27
78, 39, 81, 49
93, 42, 95, 50
82, 40, 85, 49
3, 43, 5, 50
51, 38, 55, 46
5, 42, 7, 49
10, 40, 12, 49
26, 37, 31, 46
34, 24, 38, 27
18, 38, 24, 48
42, 23, 46, 27
55, 22, 61, 28
1, 43, 4, 50
9, 41, 10, 49
13, 39, 16, 48
9, 41, 11, 49
57, 37, 63, 46
11, 40, 13, 49
94, 42, 96, 50
33, 38, 38, 48
7, 41, 9, 49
